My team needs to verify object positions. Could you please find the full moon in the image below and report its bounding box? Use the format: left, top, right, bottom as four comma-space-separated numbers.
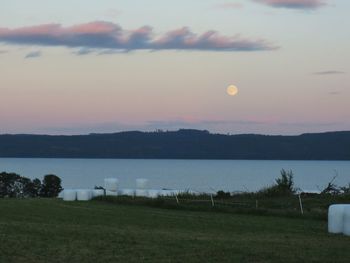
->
227, 85, 238, 96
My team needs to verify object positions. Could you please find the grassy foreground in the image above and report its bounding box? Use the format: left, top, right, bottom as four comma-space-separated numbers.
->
0, 199, 349, 263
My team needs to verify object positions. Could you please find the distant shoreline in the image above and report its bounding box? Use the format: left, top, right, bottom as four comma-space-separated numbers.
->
0, 157, 349, 161
1, 129, 350, 160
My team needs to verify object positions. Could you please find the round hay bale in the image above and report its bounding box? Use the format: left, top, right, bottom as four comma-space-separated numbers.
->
136, 178, 148, 189
58, 190, 64, 199
119, 189, 135, 196
148, 190, 160, 198
77, 189, 92, 201
158, 190, 174, 196
92, 189, 105, 198
328, 204, 345, 234
106, 190, 119, 196
135, 189, 148, 197
104, 178, 118, 192
63, 189, 76, 201
343, 206, 350, 236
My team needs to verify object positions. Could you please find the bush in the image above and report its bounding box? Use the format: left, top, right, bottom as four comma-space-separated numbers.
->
216, 190, 231, 199
340, 184, 350, 195
258, 169, 296, 197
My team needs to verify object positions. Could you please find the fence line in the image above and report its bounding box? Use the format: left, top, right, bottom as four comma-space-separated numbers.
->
144, 194, 308, 214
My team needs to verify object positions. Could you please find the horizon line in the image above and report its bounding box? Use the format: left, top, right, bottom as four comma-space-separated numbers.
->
1, 129, 350, 137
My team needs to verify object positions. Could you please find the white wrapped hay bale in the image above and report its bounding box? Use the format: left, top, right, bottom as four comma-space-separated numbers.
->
63, 189, 76, 201
136, 178, 148, 189
119, 189, 135, 196
158, 190, 174, 196
58, 190, 64, 199
77, 189, 92, 201
135, 189, 148, 197
106, 190, 119, 196
343, 206, 350, 236
148, 190, 160, 198
92, 189, 105, 198
328, 204, 345, 234
170, 190, 182, 196
104, 178, 118, 192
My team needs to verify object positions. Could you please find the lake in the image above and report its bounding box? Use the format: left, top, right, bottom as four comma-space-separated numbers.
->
0, 158, 349, 192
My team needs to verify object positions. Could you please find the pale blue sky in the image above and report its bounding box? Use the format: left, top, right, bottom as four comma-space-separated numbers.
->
0, 0, 349, 134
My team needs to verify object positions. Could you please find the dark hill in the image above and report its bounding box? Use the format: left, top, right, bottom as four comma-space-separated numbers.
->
0, 129, 349, 160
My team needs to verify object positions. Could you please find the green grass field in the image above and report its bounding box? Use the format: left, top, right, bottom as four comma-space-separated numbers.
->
0, 199, 349, 263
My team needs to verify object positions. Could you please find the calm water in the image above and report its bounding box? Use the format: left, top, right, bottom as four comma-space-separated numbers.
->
1, 158, 349, 192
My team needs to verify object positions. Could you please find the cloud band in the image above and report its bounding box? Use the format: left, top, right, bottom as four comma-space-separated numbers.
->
0, 21, 277, 52
253, 0, 327, 9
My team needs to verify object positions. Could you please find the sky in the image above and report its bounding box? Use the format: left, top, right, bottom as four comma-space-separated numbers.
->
0, 0, 349, 135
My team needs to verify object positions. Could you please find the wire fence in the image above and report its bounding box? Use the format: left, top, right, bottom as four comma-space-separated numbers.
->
134, 194, 305, 212
138, 192, 350, 216
97, 190, 350, 220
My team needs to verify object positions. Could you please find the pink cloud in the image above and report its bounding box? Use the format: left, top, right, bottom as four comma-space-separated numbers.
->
0, 21, 278, 52
69, 21, 121, 34
0, 24, 60, 36
253, 0, 327, 9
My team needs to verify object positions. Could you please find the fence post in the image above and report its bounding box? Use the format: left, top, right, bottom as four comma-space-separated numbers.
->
175, 194, 179, 205
298, 194, 304, 215
210, 194, 215, 207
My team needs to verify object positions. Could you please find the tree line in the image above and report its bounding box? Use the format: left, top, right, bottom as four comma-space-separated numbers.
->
0, 172, 62, 198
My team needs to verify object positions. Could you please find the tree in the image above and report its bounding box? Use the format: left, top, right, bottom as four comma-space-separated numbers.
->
0, 172, 21, 197
16, 176, 33, 198
0, 172, 41, 198
26, 178, 42, 197
40, 174, 62, 198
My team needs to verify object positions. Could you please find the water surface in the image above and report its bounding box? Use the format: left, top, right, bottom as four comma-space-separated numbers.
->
1, 158, 349, 192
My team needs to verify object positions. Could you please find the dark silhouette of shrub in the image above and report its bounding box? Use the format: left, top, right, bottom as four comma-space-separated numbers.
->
40, 174, 62, 198
216, 190, 231, 199
258, 169, 296, 197
0, 172, 43, 198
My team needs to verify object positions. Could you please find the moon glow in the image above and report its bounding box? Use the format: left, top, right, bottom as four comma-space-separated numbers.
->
227, 85, 238, 96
